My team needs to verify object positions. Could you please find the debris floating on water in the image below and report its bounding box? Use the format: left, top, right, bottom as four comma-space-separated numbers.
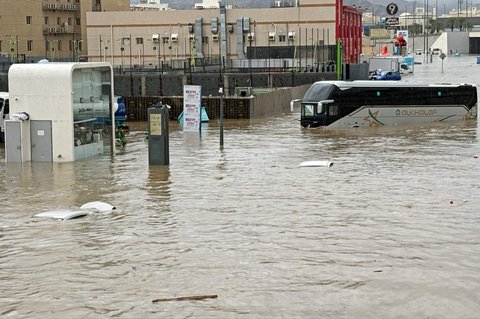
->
34, 210, 91, 221
152, 294, 218, 303
33, 201, 116, 220
80, 201, 116, 212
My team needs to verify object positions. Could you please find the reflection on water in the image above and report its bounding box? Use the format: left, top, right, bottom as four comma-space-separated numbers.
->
1, 57, 480, 318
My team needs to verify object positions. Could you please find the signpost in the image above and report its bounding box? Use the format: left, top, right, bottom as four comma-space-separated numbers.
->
386, 3, 398, 15
385, 4, 399, 30
439, 52, 446, 73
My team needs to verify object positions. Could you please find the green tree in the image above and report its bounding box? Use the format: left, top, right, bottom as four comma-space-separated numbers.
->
408, 23, 423, 35
454, 18, 463, 31
462, 19, 472, 31
428, 18, 443, 34
447, 18, 455, 31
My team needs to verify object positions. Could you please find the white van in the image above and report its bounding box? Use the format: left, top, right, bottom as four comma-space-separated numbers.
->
0, 92, 9, 141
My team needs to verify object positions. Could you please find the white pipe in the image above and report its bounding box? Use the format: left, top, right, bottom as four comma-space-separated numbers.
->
298, 160, 333, 167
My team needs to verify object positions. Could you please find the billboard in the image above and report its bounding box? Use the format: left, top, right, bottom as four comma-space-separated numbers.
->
182, 85, 202, 133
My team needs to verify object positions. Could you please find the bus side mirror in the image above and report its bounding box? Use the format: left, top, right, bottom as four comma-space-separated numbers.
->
317, 99, 334, 114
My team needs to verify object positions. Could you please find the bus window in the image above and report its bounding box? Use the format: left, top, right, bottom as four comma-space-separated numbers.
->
303, 104, 315, 116
328, 105, 338, 116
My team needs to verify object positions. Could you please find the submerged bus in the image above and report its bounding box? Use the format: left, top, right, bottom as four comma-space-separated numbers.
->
300, 81, 478, 128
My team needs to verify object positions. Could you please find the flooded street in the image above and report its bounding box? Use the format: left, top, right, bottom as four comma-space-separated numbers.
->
1, 56, 480, 318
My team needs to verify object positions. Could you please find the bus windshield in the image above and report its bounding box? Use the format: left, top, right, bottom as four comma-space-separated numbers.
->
302, 83, 336, 102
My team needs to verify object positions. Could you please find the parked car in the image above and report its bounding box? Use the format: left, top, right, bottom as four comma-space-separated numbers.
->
371, 70, 401, 81
432, 48, 442, 55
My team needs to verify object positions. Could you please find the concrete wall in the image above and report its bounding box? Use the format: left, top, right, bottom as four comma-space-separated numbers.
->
446, 31, 469, 54
251, 85, 310, 117
113, 71, 337, 97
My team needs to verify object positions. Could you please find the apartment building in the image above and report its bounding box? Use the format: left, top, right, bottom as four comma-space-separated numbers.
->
0, 0, 129, 62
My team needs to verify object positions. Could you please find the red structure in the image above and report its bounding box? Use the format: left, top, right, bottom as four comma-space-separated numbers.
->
335, 0, 363, 64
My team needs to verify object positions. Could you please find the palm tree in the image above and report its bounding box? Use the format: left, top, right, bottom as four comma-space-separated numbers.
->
428, 18, 443, 34
462, 19, 472, 31
447, 18, 455, 31
454, 18, 463, 31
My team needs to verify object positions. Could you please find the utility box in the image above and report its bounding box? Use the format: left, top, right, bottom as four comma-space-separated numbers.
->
148, 104, 169, 165
6, 62, 115, 162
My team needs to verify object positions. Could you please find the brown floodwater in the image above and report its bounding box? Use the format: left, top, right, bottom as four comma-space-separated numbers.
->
1, 55, 480, 318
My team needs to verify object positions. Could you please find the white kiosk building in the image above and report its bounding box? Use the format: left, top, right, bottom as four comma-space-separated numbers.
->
6, 62, 115, 162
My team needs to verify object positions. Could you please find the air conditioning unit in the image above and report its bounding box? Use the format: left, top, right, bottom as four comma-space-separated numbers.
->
189, 34, 195, 40
268, 32, 276, 41
288, 31, 296, 40
152, 34, 159, 43
170, 34, 178, 42
247, 32, 254, 41
212, 34, 219, 41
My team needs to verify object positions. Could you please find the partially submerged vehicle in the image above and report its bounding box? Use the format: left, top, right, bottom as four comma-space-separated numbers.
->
300, 81, 477, 128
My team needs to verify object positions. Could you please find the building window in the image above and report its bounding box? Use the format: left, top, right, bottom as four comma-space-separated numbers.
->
0, 41, 2, 52
121, 37, 130, 46
93, 0, 101, 11
202, 36, 209, 44
58, 40, 62, 51
26, 16, 32, 24
57, 17, 61, 25
162, 37, 169, 44
44, 16, 49, 25
76, 18, 80, 26
136, 37, 143, 45
68, 17, 73, 26
27, 40, 33, 52
279, 35, 286, 43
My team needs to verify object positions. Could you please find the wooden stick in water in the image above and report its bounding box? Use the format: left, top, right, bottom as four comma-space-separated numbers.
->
152, 294, 218, 303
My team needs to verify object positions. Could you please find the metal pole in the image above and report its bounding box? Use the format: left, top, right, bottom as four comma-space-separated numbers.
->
130, 34, 133, 96
219, 87, 224, 148
16, 35, 19, 63
249, 38, 253, 87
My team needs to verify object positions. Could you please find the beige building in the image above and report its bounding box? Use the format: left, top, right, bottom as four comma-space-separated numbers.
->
0, 0, 130, 62
86, 0, 339, 69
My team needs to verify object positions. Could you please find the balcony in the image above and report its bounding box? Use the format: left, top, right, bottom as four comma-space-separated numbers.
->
43, 25, 80, 35
43, 2, 79, 11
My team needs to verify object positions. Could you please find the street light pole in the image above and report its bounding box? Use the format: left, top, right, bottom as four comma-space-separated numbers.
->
219, 87, 224, 148
130, 34, 133, 96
